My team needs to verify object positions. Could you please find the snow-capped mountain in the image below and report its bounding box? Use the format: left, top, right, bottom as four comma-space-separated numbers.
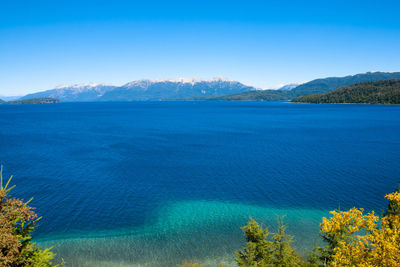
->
21, 83, 117, 102
19, 78, 255, 102
277, 82, 303, 91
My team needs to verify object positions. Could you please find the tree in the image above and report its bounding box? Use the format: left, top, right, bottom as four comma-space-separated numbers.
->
235, 218, 272, 266
270, 218, 302, 267
0, 166, 58, 266
235, 218, 303, 267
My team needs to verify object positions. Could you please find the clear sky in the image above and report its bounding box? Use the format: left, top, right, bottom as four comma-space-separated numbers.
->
1, 0, 400, 96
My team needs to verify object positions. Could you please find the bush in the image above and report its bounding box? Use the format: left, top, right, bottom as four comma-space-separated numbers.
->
0, 166, 59, 266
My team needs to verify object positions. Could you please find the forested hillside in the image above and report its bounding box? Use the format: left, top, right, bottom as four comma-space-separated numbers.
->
198, 90, 292, 101
292, 79, 400, 104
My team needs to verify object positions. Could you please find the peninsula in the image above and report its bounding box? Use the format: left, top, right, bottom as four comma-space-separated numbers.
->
6, 97, 60, 105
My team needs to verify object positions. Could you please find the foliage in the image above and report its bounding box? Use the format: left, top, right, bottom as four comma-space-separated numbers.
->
317, 191, 400, 266
0, 166, 58, 267
235, 218, 272, 266
307, 186, 400, 267
234, 185, 400, 267
384, 184, 400, 219
235, 218, 303, 266
199, 90, 293, 101
292, 79, 400, 104
270, 218, 303, 266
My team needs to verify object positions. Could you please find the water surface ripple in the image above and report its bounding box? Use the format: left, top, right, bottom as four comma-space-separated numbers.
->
1, 101, 399, 266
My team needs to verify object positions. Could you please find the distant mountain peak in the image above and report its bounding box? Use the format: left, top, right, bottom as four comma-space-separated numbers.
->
55, 83, 113, 89
277, 82, 305, 91
123, 77, 235, 87
156, 77, 234, 84
122, 77, 239, 89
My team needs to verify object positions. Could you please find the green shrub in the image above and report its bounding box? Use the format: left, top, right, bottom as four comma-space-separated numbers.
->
0, 166, 60, 266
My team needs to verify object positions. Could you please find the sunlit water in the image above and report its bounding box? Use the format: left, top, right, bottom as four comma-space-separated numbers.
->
1, 101, 400, 266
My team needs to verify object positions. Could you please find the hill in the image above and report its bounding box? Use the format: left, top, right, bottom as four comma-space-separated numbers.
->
19, 78, 255, 102
0, 99, 4, 104
292, 79, 400, 104
291, 71, 400, 97
7, 98, 60, 104
196, 89, 292, 101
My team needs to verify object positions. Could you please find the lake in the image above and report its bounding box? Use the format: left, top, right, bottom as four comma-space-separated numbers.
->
1, 101, 400, 266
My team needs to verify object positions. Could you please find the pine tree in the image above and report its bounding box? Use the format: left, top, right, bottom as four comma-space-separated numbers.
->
235, 218, 273, 266
235, 217, 303, 267
270, 218, 302, 266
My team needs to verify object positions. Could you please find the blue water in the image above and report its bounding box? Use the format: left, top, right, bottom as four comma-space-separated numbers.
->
1, 101, 400, 266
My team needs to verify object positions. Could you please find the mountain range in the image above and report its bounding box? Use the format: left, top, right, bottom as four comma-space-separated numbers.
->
20, 78, 255, 102
201, 71, 400, 101
13, 71, 400, 102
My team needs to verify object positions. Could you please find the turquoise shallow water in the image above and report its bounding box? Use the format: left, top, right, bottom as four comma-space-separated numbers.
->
37, 200, 328, 266
1, 101, 400, 266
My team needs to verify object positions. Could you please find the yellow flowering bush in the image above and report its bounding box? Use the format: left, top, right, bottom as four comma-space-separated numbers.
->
321, 191, 400, 266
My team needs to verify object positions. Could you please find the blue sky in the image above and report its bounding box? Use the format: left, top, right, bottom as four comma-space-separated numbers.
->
1, 0, 400, 96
